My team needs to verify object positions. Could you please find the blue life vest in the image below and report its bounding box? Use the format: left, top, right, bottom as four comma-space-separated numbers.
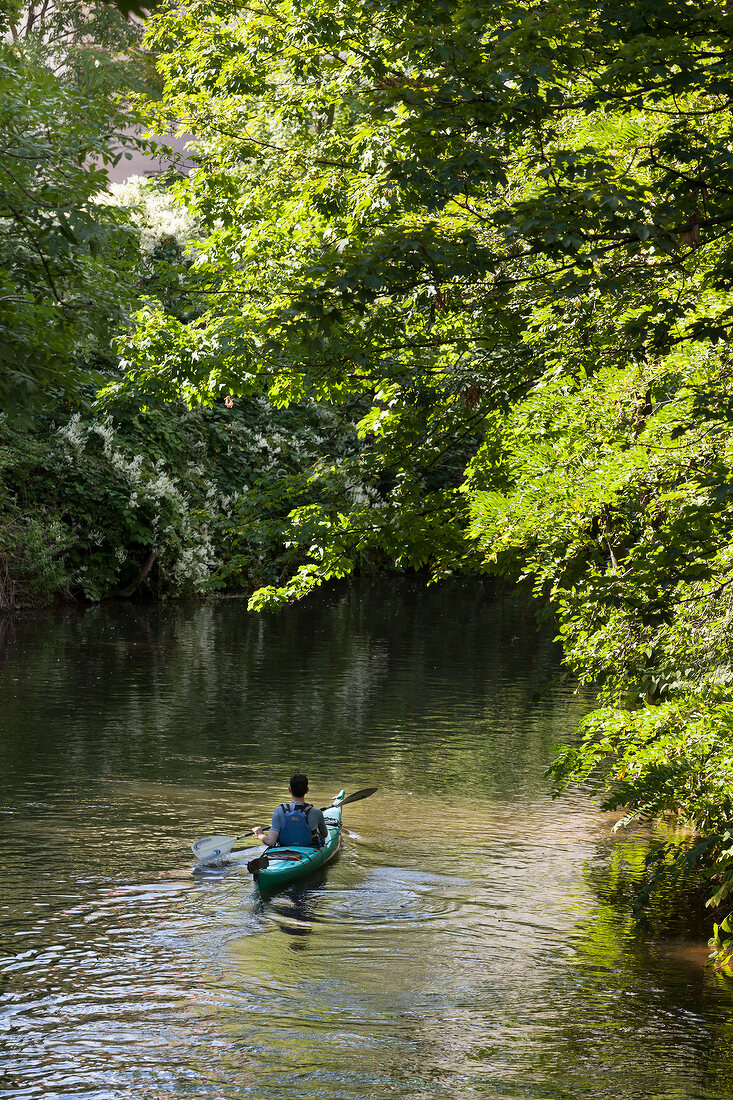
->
277, 802, 322, 847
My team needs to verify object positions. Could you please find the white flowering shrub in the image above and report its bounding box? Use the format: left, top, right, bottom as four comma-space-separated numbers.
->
0, 389, 365, 604
104, 176, 195, 255
51, 409, 218, 598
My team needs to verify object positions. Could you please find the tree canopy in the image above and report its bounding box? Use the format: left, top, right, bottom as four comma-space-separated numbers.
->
0, 1, 156, 411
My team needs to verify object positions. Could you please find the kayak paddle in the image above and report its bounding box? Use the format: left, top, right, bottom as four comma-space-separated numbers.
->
191, 786, 378, 864
191, 829, 260, 863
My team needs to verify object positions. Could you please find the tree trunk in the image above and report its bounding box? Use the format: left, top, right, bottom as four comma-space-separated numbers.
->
118, 548, 158, 598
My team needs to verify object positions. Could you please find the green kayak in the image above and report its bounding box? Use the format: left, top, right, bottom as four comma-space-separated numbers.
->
249, 788, 345, 892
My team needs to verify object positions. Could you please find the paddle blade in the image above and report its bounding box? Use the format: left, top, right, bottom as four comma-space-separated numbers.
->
191, 834, 238, 863
340, 787, 378, 806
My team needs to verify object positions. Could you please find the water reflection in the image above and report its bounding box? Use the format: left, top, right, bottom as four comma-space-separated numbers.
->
1, 581, 732, 1100
257, 879, 330, 949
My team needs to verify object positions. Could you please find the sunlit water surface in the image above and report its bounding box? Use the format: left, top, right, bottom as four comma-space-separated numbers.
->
1, 581, 733, 1100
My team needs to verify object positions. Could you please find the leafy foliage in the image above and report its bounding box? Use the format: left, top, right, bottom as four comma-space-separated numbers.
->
133, 0, 733, 593
0, 2, 155, 411
0, 386, 364, 603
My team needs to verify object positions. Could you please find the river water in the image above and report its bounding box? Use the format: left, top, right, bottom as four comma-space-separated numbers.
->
1, 580, 732, 1100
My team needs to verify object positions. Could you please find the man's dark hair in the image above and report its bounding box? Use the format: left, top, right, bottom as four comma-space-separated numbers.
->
290, 773, 309, 797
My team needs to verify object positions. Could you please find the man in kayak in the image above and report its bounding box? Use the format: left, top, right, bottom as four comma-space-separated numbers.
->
252, 773, 329, 849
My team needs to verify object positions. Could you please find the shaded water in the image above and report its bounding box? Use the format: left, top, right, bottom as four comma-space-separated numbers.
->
1, 581, 733, 1100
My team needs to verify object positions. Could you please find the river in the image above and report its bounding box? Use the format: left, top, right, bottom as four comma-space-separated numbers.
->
1, 580, 732, 1099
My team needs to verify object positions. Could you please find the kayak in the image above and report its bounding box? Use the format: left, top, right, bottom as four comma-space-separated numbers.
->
249, 788, 345, 892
